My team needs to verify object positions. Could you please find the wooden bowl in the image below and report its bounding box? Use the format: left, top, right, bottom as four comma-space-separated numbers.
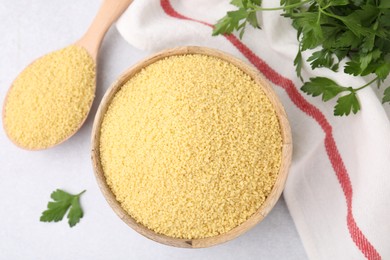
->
91, 46, 292, 248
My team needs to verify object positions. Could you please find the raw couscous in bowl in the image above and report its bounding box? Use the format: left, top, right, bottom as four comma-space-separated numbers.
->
91, 46, 292, 248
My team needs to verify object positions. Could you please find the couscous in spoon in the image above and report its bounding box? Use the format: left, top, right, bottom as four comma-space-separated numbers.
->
2, 0, 133, 150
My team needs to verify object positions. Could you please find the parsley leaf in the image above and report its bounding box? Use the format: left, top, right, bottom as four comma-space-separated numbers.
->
294, 47, 304, 81
40, 189, 86, 227
334, 31, 359, 48
213, 0, 390, 116
212, 9, 248, 36
328, 0, 349, 6
383, 87, 390, 104
344, 60, 362, 76
379, 1, 390, 9
334, 92, 361, 116
301, 77, 348, 101
375, 63, 390, 80
247, 12, 260, 29
231, 0, 246, 8
212, 0, 261, 38
293, 12, 323, 51
307, 50, 335, 70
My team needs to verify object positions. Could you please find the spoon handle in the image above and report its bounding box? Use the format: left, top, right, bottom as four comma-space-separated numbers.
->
76, 0, 134, 60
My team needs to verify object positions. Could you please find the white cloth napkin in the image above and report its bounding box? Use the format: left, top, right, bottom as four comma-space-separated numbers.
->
116, 1, 390, 259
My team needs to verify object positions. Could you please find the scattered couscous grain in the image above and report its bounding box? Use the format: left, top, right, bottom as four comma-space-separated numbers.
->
3, 45, 95, 149
100, 54, 282, 239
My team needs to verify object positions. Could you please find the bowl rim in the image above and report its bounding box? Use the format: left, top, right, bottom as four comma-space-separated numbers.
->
91, 46, 292, 248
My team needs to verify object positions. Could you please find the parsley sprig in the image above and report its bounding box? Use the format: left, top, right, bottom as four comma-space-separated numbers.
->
213, 0, 390, 116
40, 189, 86, 227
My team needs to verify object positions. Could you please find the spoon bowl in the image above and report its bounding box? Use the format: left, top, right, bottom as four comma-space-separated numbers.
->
2, 0, 133, 150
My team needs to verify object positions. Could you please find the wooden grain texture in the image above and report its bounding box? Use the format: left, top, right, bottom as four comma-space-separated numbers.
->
91, 46, 293, 248
75, 0, 133, 61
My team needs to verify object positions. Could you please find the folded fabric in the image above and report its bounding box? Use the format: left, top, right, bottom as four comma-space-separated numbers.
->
116, 1, 390, 259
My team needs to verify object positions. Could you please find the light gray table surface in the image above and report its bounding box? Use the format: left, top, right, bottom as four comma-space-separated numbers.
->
0, 1, 307, 259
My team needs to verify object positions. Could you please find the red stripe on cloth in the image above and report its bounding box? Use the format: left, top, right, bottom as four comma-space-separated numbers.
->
160, 0, 381, 259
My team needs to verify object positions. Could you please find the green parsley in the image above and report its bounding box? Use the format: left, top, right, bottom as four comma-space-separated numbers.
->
40, 189, 86, 227
213, 0, 390, 116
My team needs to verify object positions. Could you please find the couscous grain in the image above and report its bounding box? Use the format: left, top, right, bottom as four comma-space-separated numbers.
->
3, 45, 95, 149
100, 54, 282, 239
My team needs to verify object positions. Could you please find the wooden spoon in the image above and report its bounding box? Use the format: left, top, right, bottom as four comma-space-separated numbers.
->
75, 0, 133, 61
2, 0, 133, 150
